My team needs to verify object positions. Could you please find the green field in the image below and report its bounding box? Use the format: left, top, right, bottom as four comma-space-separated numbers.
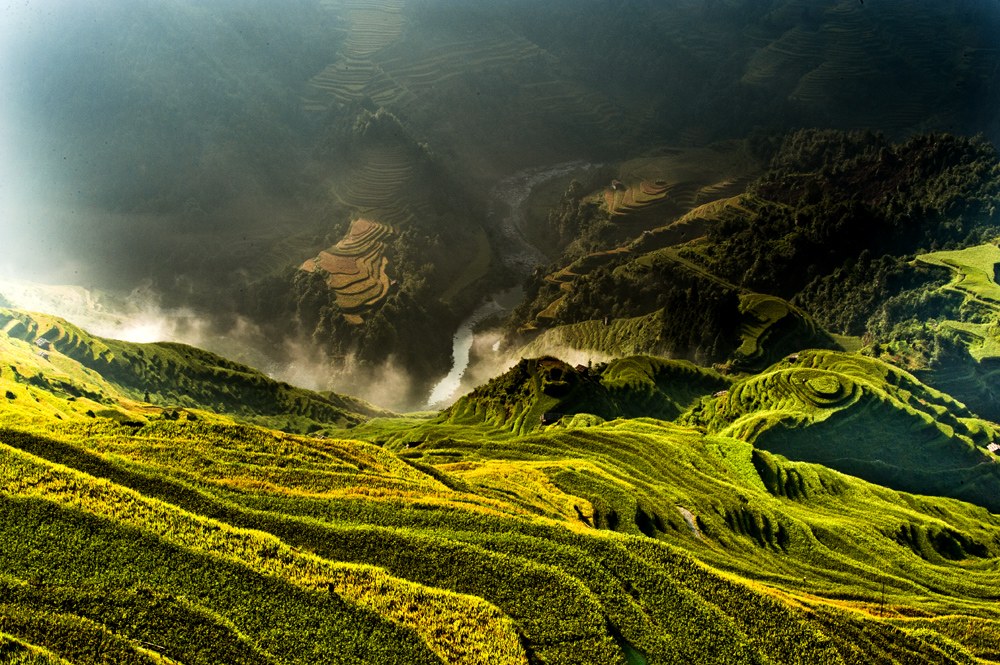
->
2, 308, 1000, 663
916, 244, 1000, 361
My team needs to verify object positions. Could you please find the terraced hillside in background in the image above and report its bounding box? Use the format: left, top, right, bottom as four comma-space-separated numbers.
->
363, 0, 999, 170
300, 218, 395, 324
2, 311, 1000, 663
253, 102, 490, 408
304, 0, 406, 110
302, 0, 636, 170
39, 0, 993, 406
768, 1, 986, 130
285, 0, 999, 403
334, 0, 999, 170
507, 131, 1000, 383
16, 1, 1000, 383
915, 244, 1000, 362
516, 144, 762, 340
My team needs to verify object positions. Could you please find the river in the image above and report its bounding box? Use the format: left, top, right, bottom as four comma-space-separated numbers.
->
424, 161, 597, 408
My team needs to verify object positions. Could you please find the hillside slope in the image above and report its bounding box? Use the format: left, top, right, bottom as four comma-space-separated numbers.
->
686, 350, 1000, 511
447, 355, 729, 435
8, 1, 1000, 413
0, 308, 383, 433
505, 131, 1000, 402
2, 312, 999, 662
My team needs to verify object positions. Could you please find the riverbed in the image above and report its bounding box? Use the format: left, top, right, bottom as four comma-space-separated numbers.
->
424, 161, 598, 407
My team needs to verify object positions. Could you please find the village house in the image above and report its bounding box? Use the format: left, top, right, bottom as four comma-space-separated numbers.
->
540, 412, 564, 426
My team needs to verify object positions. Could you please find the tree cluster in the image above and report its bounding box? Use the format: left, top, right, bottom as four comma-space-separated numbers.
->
704, 131, 1000, 301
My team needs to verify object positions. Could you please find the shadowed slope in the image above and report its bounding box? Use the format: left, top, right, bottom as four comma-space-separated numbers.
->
688, 350, 1000, 511
447, 356, 729, 435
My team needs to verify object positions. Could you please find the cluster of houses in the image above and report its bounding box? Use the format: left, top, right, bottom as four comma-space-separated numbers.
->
35, 337, 52, 360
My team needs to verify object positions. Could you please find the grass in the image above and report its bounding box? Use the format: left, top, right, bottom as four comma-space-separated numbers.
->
7, 413, 999, 663
917, 243, 1000, 309
0, 308, 386, 434
916, 243, 1000, 361
0, 634, 71, 664
518, 311, 667, 359
733, 293, 840, 370
604, 180, 672, 217
3, 309, 1000, 663
446, 355, 728, 436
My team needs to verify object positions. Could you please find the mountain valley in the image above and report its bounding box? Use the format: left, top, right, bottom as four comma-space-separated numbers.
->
3, 1, 1000, 662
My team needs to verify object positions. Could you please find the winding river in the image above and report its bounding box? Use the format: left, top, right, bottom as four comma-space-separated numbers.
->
425, 161, 596, 407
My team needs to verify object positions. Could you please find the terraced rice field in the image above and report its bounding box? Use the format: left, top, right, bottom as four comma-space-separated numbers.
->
693, 176, 753, 207
734, 1, 995, 133
303, 2, 635, 154
328, 137, 438, 235
742, 26, 823, 88
917, 244, 1000, 310
733, 293, 827, 368
517, 78, 628, 137
743, 0, 996, 129
545, 249, 630, 293
913, 244, 1000, 361
4, 305, 1000, 662
519, 312, 666, 360
693, 350, 999, 509
381, 36, 548, 97
604, 180, 672, 217
332, 143, 416, 211
526, 148, 762, 330
300, 218, 395, 320
304, 0, 406, 110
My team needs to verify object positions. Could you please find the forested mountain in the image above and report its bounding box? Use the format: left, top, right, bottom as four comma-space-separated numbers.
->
507, 132, 1000, 410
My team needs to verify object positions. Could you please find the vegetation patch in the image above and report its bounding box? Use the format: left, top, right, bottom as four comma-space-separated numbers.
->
3, 311, 1000, 662
448, 355, 728, 435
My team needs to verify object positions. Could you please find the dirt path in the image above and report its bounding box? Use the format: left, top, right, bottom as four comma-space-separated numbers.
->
677, 506, 705, 541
